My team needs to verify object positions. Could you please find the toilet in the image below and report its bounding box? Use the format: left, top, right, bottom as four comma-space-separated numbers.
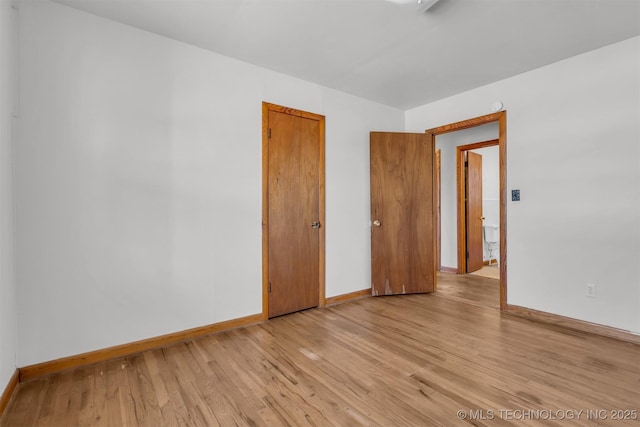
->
483, 224, 500, 265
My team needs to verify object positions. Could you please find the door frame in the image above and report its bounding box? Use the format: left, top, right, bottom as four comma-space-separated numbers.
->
456, 139, 499, 274
261, 102, 326, 320
426, 111, 507, 310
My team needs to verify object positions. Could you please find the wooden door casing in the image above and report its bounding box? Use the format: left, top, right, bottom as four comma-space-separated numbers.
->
370, 132, 435, 296
466, 151, 484, 272
263, 103, 325, 318
427, 111, 507, 310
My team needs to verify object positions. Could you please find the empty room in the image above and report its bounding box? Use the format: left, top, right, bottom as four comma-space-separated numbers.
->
0, 0, 639, 425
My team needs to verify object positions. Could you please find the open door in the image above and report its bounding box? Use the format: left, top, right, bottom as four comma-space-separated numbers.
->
436, 149, 441, 271
370, 132, 435, 296
466, 151, 484, 272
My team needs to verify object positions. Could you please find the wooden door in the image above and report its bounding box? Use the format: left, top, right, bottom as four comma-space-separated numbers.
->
466, 151, 484, 272
266, 106, 323, 318
436, 149, 441, 271
370, 132, 435, 296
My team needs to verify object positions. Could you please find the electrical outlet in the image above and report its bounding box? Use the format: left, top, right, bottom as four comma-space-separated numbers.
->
585, 283, 596, 298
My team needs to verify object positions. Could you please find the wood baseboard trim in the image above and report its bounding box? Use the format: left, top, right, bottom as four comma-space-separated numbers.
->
0, 369, 19, 418
483, 259, 498, 266
19, 313, 263, 382
325, 289, 371, 306
439, 266, 458, 274
505, 305, 640, 345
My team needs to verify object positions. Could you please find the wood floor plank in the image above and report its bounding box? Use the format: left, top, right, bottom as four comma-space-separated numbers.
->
2, 274, 639, 426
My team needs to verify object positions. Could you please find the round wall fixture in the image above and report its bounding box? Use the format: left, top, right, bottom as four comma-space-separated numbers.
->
491, 101, 504, 112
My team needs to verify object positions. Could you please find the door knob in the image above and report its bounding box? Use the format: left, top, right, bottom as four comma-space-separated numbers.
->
311, 222, 321, 229
481, 217, 486, 220
372, 220, 381, 227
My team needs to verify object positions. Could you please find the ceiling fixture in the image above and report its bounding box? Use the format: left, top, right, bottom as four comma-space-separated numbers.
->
385, 0, 442, 12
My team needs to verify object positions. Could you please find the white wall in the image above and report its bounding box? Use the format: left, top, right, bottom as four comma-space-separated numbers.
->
435, 123, 497, 269
408, 36, 640, 334
17, 0, 403, 366
0, 0, 17, 387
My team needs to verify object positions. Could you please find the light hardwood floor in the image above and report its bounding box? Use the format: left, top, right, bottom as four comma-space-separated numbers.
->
2, 275, 639, 426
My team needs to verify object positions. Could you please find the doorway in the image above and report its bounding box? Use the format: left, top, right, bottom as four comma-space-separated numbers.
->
262, 102, 326, 318
457, 140, 499, 274
427, 111, 507, 310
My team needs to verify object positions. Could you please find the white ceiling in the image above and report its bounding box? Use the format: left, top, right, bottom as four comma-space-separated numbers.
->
50, 0, 640, 110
